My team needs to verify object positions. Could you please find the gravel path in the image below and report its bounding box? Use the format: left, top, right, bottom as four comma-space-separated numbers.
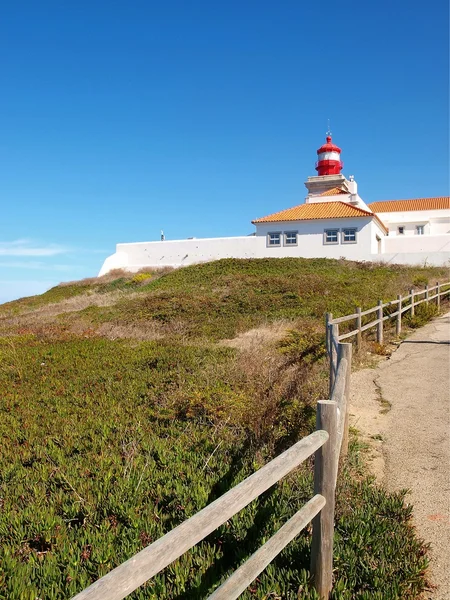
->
349, 312, 450, 600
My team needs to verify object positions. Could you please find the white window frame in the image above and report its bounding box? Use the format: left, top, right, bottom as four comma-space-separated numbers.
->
398, 226, 405, 235
324, 229, 339, 245
416, 225, 425, 235
284, 231, 298, 246
341, 227, 357, 244
267, 232, 281, 247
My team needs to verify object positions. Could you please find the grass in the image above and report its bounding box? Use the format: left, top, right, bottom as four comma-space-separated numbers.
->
0, 257, 446, 599
85, 259, 448, 341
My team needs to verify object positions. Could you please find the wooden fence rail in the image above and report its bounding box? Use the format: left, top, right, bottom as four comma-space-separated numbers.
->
209, 495, 326, 600
73, 428, 340, 600
326, 281, 450, 355
73, 344, 354, 600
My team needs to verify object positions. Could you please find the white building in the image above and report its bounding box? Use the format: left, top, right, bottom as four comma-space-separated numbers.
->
369, 198, 449, 237
99, 136, 450, 276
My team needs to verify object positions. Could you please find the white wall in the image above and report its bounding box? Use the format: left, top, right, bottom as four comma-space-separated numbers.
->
98, 251, 129, 275
384, 233, 450, 254
386, 221, 430, 236
370, 221, 387, 254
98, 218, 450, 276
99, 236, 259, 275
378, 209, 449, 236
378, 252, 450, 267
254, 217, 375, 260
429, 218, 450, 235
99, 217, 377, 275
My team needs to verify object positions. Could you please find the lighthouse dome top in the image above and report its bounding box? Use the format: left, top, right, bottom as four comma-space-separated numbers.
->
317, 135, 342, 155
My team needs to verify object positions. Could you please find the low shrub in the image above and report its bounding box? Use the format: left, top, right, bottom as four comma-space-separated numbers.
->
129, 272, 153, 285
405, 302, 439, 329
370, 342, 391, 356
278, 326, 327, 365
412, 274, 429, 288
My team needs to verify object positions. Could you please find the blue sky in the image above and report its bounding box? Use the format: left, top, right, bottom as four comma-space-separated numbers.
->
0, 0, 448, 303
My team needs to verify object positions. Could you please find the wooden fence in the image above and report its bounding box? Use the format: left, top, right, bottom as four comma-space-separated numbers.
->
326, 281, 450, 392
73, 353, 353, 599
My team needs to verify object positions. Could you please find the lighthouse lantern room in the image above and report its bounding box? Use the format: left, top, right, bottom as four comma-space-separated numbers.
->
315, 135, 343, 176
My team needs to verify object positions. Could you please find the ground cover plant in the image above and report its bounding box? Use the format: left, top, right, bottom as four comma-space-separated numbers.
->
0, 258, 446, 599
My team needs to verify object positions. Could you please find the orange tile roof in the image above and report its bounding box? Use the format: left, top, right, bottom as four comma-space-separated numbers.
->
320, 187, 347, 196
369, 197, 449, 213
252, 201, 374, 223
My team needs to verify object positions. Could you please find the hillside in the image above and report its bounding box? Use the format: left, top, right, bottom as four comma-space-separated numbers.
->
0, 258, 446, 599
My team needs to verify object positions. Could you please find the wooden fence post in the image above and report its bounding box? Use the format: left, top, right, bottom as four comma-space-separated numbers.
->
338, 343, 352, 459
311, 400, 338, 600
425, 284, 429, 304
325, 313, 332, 357
396, 294, 402, 336
329, 323, 339, 397
356, 307, 362, 351
436, 282, 440, 309
410, 289, 415, 317
377, 300, 383, 344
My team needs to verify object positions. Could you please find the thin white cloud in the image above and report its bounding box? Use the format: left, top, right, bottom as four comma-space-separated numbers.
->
4, 239, 30, 245
0, 240, 67, 257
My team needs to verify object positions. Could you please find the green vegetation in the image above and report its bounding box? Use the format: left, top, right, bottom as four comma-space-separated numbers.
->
78, 258, 447, 341
0, 258, 444, 599
405, 301, 439, 329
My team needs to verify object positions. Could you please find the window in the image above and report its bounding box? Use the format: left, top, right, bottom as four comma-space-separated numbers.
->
416, 225, 424, 235
267, 232, 281, 246
398, 226, 405, 235
284, 231, 298, 246
324, 229, 339, 244
342, 228, 357, 244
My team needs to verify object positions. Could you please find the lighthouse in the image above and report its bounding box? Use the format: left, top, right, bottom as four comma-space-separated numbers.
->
305, 132, 364, 206
315, 135, 343, 176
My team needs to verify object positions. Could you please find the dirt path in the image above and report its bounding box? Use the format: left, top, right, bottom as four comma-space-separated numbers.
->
349, 312, 450, 600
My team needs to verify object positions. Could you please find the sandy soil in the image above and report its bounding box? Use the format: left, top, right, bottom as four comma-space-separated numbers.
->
221, 321, 291, 351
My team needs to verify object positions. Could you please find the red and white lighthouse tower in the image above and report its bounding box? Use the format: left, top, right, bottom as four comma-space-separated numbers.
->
315, 134, 343, 176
